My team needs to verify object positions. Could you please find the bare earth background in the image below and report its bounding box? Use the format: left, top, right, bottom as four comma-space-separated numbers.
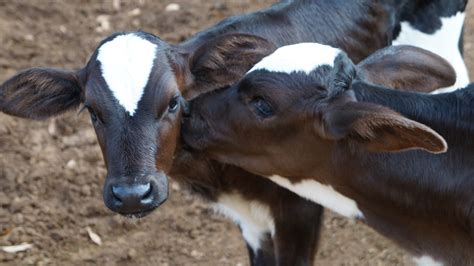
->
0, 1, 473, 265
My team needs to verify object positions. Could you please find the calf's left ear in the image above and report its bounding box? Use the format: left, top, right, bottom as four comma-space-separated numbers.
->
357, 45, 456, 93
0, 68, 83, 120
319, 102, 447, 154
185, 33, 276, 99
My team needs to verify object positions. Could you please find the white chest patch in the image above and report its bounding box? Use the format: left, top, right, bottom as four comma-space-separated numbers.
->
414, 255, 443, 266
269, 175, 364, 219
97, 34, 157, 116
214, 193, 275, 253
248, 42, 341, 74
393, 12, 469, 92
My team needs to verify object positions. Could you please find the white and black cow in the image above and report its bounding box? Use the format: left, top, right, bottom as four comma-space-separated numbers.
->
0, 0, 468, 264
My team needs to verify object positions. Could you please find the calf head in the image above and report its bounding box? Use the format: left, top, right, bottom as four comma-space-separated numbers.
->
0, 31, 274, 217
182, 44, 450, 177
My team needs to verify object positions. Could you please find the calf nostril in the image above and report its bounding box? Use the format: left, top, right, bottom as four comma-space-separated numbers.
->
111, 183, 153, 205
111, 186, 123, 204
142, 183, 152, 198
107, 181, 161, 215
140, 183, 154, 205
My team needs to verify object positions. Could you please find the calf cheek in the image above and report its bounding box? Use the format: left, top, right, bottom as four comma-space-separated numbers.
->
155, 122, 180, 173
204, 121, 253, 160
92, 127, 108, 167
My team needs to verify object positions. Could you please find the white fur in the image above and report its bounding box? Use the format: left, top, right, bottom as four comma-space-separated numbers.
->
97, 34, 157, 115
248, 43, 341, 74
414, 255, 443, 266
393, 12, 469, 92
214, 193, 275, 253
269, 175, 364, 219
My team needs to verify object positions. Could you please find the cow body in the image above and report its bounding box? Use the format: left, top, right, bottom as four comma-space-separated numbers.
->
0, 0, 469, 264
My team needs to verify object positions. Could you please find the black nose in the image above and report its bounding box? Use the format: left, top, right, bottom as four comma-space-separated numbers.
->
110, 183, 154, 214
103, 173, 168, 216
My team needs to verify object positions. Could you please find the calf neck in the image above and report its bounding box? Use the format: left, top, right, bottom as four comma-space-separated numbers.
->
333, 84, 474, 264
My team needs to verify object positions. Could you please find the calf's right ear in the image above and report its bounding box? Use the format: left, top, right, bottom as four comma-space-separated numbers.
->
319, 101, 447, 154
0, 68, 83, 120
357, 45, 456, 93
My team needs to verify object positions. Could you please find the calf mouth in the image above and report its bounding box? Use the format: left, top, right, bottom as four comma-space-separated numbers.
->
112, 193, 169, 219
120, 205, 162, 219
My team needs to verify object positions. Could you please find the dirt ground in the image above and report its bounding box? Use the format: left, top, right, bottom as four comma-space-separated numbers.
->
1, 1, 473, 265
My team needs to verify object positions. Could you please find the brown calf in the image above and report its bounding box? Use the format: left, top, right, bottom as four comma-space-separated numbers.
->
183, 44, 474, 265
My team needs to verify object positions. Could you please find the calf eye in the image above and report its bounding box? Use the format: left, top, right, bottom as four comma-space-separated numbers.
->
251, 96, 273, 118
168, 96, 179, 113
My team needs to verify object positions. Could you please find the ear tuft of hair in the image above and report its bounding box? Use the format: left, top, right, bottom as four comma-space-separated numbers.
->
331, 53, 357, 95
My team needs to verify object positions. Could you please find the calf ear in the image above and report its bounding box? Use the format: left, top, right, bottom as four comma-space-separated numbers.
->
0, 68, 83, 120
185, 33, 276, 99
357, 45, 456, 93
320, 102, 447, 153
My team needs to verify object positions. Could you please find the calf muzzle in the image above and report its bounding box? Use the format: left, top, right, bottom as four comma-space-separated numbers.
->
103, 173, 168, 217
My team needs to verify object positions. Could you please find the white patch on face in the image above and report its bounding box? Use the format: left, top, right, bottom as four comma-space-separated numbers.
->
393, 12, 469, 92
248, 43, 341, 74
269, 175, 364, 219
97, 33, 157, 115
214, 193, 275, 253
413, 255, 443, 266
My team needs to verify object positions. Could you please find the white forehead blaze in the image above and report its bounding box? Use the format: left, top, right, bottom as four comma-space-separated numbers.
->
248, 42, 341, 74
97, 34, 157, 116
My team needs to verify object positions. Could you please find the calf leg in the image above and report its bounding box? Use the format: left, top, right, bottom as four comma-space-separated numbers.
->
215, 190, 323, 266
243, 232, 275, 266
272, 196, 324, 266
170, 153, 324, 265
